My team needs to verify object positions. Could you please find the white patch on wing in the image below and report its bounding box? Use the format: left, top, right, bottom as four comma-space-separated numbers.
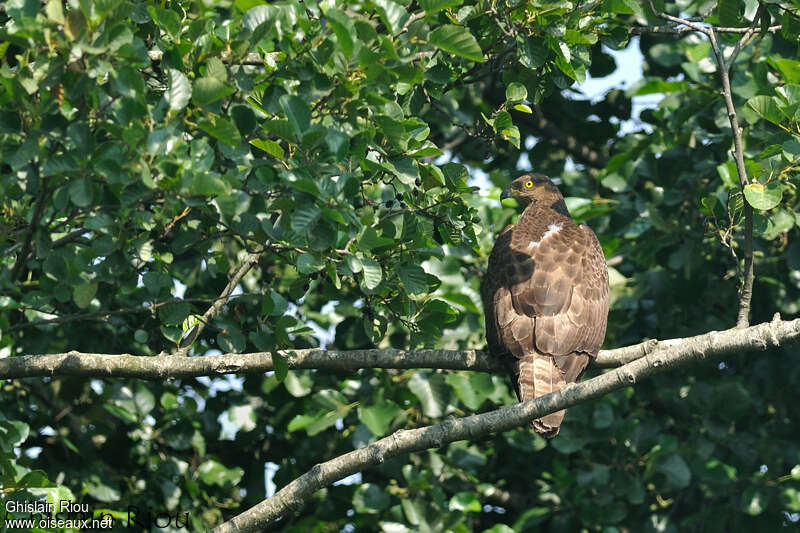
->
527, 223, 562, 248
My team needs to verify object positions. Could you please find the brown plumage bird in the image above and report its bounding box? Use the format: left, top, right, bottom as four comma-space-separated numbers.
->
482, 174, 609, 437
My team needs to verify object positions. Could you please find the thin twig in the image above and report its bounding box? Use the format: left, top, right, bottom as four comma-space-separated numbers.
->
630, 23, 781, 35
708, 8, 763, 327
173, 246, 264, 356
6, 297, 242, 333
646, 1, 763, 328
10, 178, 49, 282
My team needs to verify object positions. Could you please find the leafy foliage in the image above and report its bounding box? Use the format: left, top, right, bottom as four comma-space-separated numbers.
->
1, 0, 799, 531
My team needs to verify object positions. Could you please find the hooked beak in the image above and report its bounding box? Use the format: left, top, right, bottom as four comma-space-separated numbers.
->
500, 187, 511, 200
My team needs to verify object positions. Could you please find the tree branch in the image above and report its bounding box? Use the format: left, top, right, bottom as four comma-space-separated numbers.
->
208, 315, 799, 533
709, 14, 762, 328
646, 1, 762, 328
10, 178, 49, 283
173, 248, 263, 356
5, 297, 238, 333
2, 317, 797, 379
630, 23, 781, 35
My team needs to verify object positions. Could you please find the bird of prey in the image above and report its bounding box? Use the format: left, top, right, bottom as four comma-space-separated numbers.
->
482, 174, 609, 437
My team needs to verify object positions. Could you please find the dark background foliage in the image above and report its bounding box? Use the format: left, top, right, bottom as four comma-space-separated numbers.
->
1, 0, 799, 530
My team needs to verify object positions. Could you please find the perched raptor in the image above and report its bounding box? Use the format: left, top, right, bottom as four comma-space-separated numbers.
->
482, 174, 609, 437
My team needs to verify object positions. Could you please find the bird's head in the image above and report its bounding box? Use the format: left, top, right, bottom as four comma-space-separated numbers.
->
500, 173, 565, 209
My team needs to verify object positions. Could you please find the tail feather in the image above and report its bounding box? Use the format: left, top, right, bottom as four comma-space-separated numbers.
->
517, 354, 566, 438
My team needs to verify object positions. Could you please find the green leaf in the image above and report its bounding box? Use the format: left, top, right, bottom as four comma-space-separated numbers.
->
68, 179, 93, 207
345, 255, 363, 274
482, 525, 516, 533
267, 290, 288, 317
446, 372, 490, 410
250, 138, 284, 159
325, 8, 354, 57
449, 491, 481, 512
273, 352, 289, 382
71, 282, 97, 309
84, 213, 113, 231
373, 0, 407, 35
592, 403, 614, 429
190, 173, 230, 196
517, 35, 548, 69
361, 257, 383, 290
243, 5, 274, 31
578, 463, 610, 486
397, 264, 428, 294
353, 483, 390, 514
231, 104, 257, 136
217, 327, 246, 353
64, 9, 88, 40
284, 370, 313, 397
166, 69, 191, 111
718, 0, 741, 28
744, 181, 783, 210
492, 111, 512, 132
197, 116, 242, 147
325, 262, 341, 289
279, 94, 311, 137
148, 7, 181, 38
304, 404, 353, 435
84, 475, 121, 503
632, 78, 689, 96
782, 487, 800, 512
193, 77, 234, 107
297, 253, 326, 274
419, 0, 463, 13
287, 413, 318, 432
513, 507, 551, 530
390, 156, 420, 186
408, 372, 449, 418
134, 383, 155, 416
291, 206, 321, 233
46, 0, 64, 23
757, 144, 783, 160
428, 25, 485, 63
747, 96, 783, 126
159, 303, 191, 325
198, 459, 244, 487
741, 486, 768, 515
657, 453, 691, 489
263, 119, 294, 141
563, 29, 597, 45
375, 115, 409, 151
359, 400, 402, 436
505, 82, 527, 103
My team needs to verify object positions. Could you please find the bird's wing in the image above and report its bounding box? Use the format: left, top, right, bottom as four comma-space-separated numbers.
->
514, 223, 609, 358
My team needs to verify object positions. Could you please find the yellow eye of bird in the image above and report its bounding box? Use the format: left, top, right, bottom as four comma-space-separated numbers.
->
524, 181, 533, 188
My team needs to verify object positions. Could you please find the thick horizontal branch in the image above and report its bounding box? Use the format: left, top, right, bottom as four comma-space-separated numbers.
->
209, 315, 799, 533
2, 317, 798, 380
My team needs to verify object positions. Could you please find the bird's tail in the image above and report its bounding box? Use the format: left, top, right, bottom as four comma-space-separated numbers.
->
517, 354, 566, 438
